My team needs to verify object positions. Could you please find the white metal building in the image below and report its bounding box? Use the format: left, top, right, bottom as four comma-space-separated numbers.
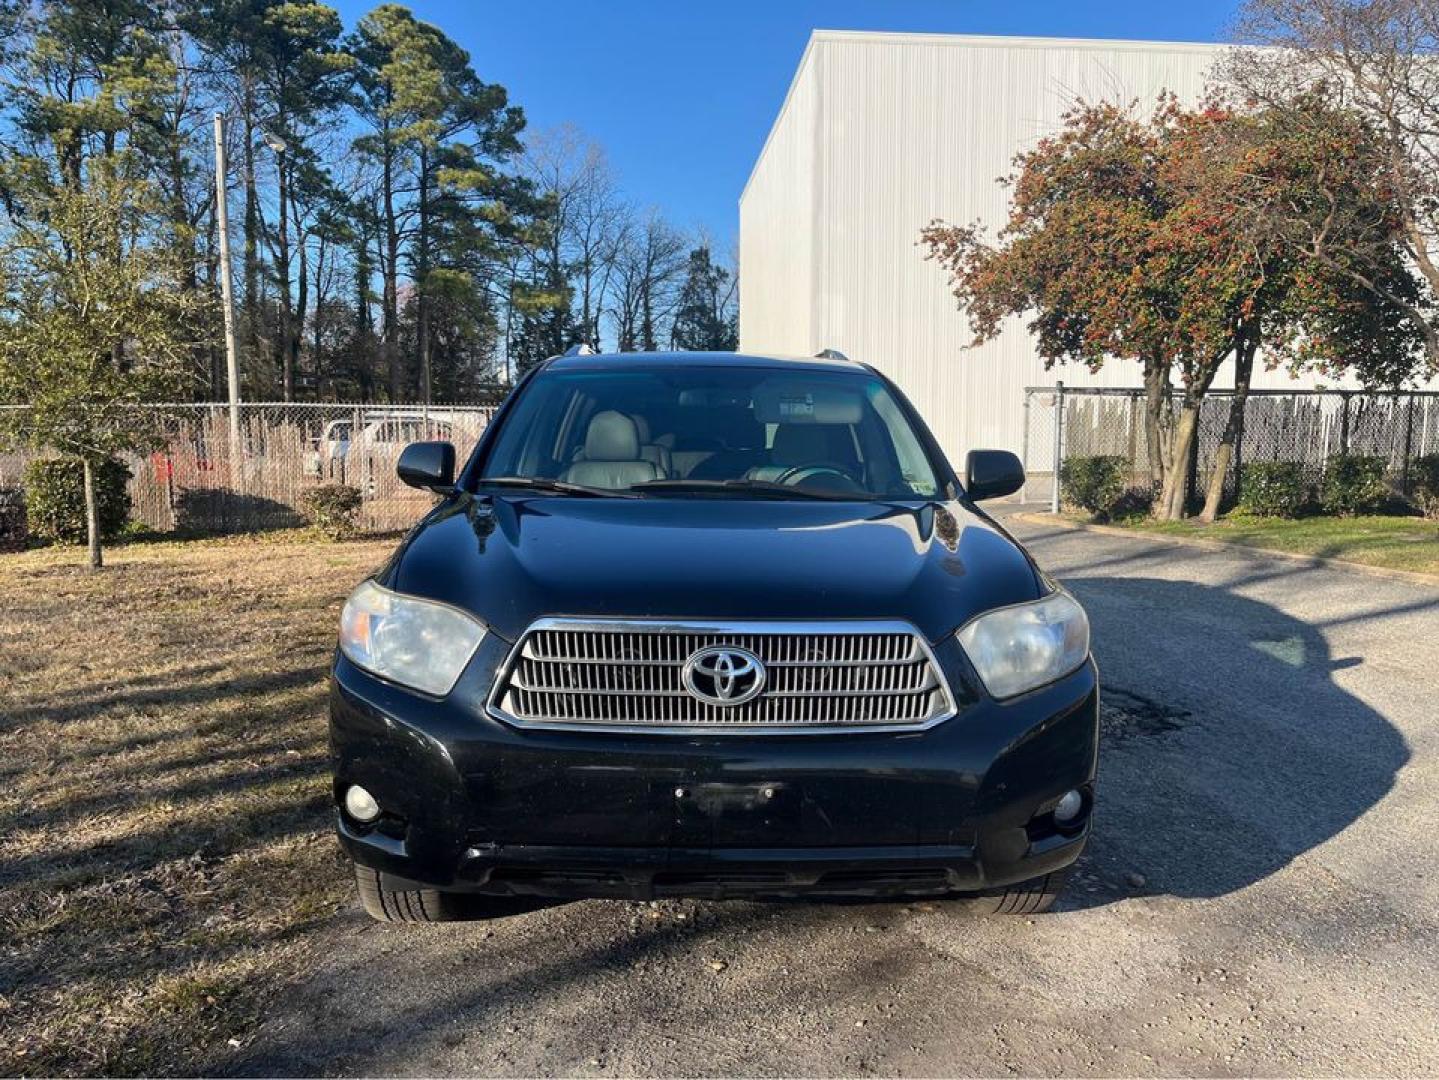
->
738, 31, 1427, 463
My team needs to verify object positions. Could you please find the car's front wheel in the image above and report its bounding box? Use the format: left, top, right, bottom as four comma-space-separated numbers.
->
352, 864, 557, 923
964, 866, 1073, 915
353, 864, 476, 923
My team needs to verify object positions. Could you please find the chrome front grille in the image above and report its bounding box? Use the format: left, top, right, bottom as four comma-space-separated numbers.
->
488, 619, 956, 733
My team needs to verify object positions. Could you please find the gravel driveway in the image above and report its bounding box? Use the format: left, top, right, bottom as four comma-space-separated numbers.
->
231, 511, 1439, 1077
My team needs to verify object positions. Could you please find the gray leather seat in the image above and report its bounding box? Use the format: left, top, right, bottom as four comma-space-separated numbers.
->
629, 415, 673, 478
654, 432, 714, 479
748, 424, 859, 483
562, 411, 659, 489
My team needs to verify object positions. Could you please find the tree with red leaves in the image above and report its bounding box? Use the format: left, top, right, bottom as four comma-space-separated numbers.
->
922, 94, 1424, 521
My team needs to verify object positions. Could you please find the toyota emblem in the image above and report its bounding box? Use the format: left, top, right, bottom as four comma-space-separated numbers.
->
682, 645, 766, 706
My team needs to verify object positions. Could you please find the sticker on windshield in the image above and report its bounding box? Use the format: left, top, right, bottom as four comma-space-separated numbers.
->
778, 394, 815, 419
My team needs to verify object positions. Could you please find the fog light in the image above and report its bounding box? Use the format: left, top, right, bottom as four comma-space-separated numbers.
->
1053, 789, 1084, 824
344, 784, 381, 823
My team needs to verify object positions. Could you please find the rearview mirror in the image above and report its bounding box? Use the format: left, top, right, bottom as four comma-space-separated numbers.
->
965, 449, 1024, 502
397, 441, 456, 492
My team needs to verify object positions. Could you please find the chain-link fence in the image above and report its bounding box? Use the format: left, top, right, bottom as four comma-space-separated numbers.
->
0, 401, 505, 535
1020, 384, 1439, 508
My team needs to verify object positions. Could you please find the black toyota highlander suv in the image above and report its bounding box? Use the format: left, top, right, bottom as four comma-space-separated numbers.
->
330, 350, 1097, 922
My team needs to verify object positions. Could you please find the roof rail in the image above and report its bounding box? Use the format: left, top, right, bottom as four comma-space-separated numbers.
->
562, 343, 597, 357
815, 348, 851, 362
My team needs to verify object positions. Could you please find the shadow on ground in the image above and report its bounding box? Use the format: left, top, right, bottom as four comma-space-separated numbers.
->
1064, 575, 1409, 904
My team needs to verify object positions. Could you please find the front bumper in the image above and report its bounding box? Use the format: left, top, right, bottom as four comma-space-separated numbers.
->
329, 633, 1099, 901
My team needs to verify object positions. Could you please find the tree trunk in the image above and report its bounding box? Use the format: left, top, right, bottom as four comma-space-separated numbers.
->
355, 229, 374, 397
417, 148, 432, 408
82, 458, 102, 570
381, 135, 400, 401
293, 194, 307, 398
1157, 403, 1201, 521
167, 113, 205, 396
275, 156, 294, 401
241, 83, 261, 362
579, 254, 595, 347
205, 194, 223, 398
1200, 338, 1256, 523
1142, 357, 1170, 495
312, 233, 327, 392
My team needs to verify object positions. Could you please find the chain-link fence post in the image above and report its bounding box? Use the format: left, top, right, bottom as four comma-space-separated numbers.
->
1339, 391, 1352, 456
1050, 379, 1065, 514
1402, 395, 1416, 495
1126, 391, 1140, 485
1020, 389, 1031, 503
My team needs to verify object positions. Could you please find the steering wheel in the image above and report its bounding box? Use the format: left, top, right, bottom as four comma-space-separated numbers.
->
775, 464, 864, 494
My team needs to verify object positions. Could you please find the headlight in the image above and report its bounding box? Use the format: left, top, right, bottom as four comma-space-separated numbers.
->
339, 580, 486, 696
957, 590, 1089, 699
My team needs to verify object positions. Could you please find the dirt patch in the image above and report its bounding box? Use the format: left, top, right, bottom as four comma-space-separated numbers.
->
0, 535, 392, 1076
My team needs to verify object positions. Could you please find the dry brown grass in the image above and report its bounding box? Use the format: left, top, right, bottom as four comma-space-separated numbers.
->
0, 532, 395, 1076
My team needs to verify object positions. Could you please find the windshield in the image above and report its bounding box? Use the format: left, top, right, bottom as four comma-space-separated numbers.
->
477, 365, 943, 500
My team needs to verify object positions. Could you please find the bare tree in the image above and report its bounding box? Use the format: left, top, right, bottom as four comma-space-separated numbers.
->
611, 209, 688, 351
522, 125, 627, 349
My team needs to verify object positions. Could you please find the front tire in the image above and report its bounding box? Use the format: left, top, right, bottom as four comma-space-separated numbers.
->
354, 864, 473, 923
965, 866, 1073, 915
353, 864, 555, 923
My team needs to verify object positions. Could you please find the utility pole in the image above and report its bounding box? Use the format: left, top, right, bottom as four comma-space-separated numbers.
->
214, 113, 242, 474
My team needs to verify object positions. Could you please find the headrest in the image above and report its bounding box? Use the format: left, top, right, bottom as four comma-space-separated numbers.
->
584, 410, 640, 461
628, 414, 652, 442
751, 379, 864, 425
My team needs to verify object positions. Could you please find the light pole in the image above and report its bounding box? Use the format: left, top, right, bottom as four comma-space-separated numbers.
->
213, 112, 242, 475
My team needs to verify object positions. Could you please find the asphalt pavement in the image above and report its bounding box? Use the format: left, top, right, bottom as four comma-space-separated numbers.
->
231, 508, 1439, 1077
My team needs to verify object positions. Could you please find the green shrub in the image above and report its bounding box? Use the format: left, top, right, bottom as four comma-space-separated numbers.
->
1321, 454, 1390, 517
1059, 455, 1130, 519
1237, 461, 1310, 518
302, 483, 362, 539
1410, 454, 1439, 520
0, 487, 26, 552
22, 458, 132, 545
1108, 486, 1156, 522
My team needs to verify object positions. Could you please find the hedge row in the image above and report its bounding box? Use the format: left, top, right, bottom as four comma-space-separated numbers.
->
1059, 453, 1439, 520
1238, 454, 1396, 518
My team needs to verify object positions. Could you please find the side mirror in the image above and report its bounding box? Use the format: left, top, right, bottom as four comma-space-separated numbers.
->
397, 441, 456, 492
965, 449, 1024, 501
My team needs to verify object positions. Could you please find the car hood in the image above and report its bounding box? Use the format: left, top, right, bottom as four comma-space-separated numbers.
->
384, 494, 1044, 643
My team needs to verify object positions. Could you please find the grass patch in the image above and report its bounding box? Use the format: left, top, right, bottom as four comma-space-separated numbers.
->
0, 534, 395, 1075
1092, 512, 1439, 575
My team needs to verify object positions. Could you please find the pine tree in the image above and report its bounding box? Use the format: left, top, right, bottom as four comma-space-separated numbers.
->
350, 4, 526, 402
670, 246, 738, 351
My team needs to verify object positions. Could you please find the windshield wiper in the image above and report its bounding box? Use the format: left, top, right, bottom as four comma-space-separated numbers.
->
632, 478, 865, 501
479, 476, 637, 498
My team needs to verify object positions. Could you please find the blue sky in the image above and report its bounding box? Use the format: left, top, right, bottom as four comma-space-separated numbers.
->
332, 1, 1242, 246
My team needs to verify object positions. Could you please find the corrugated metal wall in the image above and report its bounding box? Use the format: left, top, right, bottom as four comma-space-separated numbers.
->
738, 42, 820, 356
739, 32, 1435, 463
